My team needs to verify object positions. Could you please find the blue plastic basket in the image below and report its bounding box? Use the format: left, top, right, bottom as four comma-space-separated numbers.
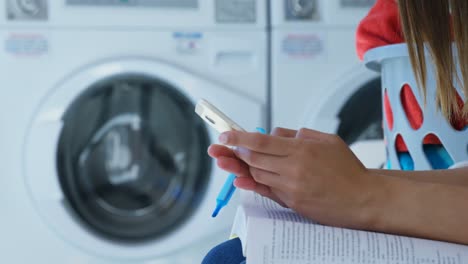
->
364, 44, 468, 170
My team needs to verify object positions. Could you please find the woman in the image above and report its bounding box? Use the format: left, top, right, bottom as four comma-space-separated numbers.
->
203, 0, 468, 263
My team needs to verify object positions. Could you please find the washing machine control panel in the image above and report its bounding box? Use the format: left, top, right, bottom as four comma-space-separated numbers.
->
7, 0, 48, 20
66, 0, 198, 8
341, 0, 375, 8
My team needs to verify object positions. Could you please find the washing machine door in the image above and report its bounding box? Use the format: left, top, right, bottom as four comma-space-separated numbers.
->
23, 58, 263, 259
56, 74, 211, 242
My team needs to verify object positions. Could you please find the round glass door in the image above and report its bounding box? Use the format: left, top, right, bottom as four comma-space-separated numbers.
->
57, 74, 211, 242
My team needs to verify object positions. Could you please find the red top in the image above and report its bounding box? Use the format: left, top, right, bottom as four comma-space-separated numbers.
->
356, 0, 467, 151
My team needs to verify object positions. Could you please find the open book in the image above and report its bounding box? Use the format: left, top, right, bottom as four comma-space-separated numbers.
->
230, 191, 468, 264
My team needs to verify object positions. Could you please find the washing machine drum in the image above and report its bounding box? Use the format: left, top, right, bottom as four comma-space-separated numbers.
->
57, 75, 211, 242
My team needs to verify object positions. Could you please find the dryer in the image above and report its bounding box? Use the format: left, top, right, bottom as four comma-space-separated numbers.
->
0, 0, 267, 263
270, 0, 385, 168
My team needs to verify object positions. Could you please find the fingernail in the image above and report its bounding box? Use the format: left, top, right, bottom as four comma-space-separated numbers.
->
234, 147, 247, 157
233, 147, 240, 156
219, 132, 229, 144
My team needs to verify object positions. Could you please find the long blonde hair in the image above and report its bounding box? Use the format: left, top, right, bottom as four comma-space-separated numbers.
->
398, 0, 468, 120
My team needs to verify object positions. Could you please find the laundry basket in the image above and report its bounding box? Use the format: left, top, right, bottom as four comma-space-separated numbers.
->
364, 44, 468, 170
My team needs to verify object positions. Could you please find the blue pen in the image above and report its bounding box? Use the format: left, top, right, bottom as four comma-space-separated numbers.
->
212, 127, 267, 217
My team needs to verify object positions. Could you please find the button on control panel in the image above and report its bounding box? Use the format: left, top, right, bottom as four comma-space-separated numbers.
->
285, 0, 319, 21
7, 0, 48, 21
216, 0, 256, 23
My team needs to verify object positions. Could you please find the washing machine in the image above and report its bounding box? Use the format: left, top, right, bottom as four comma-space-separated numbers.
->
270, 0, 385, 167
0, 0, 267, 263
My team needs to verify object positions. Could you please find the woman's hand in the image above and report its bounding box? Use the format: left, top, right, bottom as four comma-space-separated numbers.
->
209, 127, 383, 229
208, 127, 297, 207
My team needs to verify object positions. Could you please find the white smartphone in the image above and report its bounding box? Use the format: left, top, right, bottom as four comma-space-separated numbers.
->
195, 99, 245, 133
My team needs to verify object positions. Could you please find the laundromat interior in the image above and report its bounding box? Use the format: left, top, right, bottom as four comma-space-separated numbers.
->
0, 0, 385, 263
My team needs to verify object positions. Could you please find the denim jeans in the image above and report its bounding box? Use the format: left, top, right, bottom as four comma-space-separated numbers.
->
201, 237, 246, 264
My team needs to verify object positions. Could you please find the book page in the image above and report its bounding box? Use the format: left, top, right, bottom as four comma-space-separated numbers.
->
230, 206, 248, 254
235, 190, 468, 264
231, 191, 307, 256
246, 217, 468, 264
239, 190, 296, 217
